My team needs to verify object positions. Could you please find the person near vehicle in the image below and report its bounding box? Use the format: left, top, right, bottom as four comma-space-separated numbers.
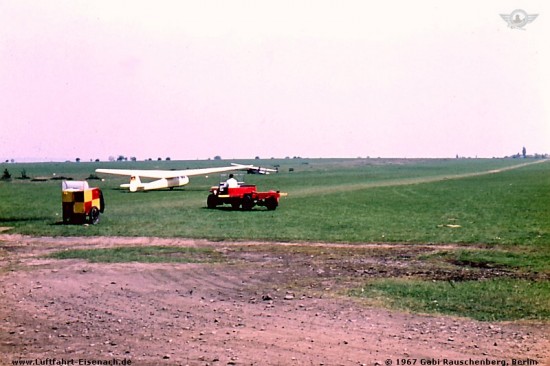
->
224, 174, 239, 189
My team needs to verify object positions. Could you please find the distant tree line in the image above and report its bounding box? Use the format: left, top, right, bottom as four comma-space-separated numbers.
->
104, 155, 172, 162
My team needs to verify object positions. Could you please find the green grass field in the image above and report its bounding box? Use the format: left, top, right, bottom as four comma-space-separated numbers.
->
1, 158, 548, 245
2, 158, 549, 321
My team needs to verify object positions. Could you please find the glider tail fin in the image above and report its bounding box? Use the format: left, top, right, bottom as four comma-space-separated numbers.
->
129, 176, 142, 192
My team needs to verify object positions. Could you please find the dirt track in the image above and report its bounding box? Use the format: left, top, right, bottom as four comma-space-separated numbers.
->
1, 235, 548, 366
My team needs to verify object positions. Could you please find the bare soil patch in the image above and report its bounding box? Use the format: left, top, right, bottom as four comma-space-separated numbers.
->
1, 235, 548, 366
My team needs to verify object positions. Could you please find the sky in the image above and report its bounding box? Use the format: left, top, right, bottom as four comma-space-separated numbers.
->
1, 1, 549, 162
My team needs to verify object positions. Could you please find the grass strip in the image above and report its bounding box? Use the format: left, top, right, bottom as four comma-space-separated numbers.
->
351, 278, 550, 321
47, 246, 222, 263
422, 249, 550, 273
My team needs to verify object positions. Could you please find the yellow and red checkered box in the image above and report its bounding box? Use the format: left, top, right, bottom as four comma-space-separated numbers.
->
62, 188, 101, 214
62, 181, 103, 223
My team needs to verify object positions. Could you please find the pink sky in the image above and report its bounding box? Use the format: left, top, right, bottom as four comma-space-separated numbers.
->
1, 1, 548, 162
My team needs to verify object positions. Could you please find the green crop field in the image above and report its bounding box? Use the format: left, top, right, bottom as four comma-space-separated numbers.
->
1, 157, 549, 321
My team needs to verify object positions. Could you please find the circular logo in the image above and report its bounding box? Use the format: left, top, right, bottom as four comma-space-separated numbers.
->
509, 9, 529, 27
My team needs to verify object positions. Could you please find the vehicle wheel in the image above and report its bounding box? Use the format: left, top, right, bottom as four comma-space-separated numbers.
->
265, 197, 278, 210
99, 190, 105, 213
207, 194, 218, 209
88, 207, 100, 225
242, 195, 254, 211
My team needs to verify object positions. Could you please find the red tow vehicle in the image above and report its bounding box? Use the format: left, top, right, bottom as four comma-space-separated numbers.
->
207, 183, 286, 211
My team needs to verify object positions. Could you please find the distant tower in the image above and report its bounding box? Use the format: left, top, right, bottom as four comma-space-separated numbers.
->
522, 146, 527, 158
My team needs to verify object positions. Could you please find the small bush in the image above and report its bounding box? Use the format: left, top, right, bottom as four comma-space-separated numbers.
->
1, 168, 11, 180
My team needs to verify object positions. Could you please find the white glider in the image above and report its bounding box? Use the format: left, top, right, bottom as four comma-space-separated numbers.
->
96, 163, 259, 192
246, 166, 278, 175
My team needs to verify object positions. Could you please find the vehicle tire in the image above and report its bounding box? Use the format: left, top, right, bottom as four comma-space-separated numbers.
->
88, 207, 100, 225
207, 194, 218, 209
265, 197, 278, 210
242, 195, 254, 211
99, 190, 105, 213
